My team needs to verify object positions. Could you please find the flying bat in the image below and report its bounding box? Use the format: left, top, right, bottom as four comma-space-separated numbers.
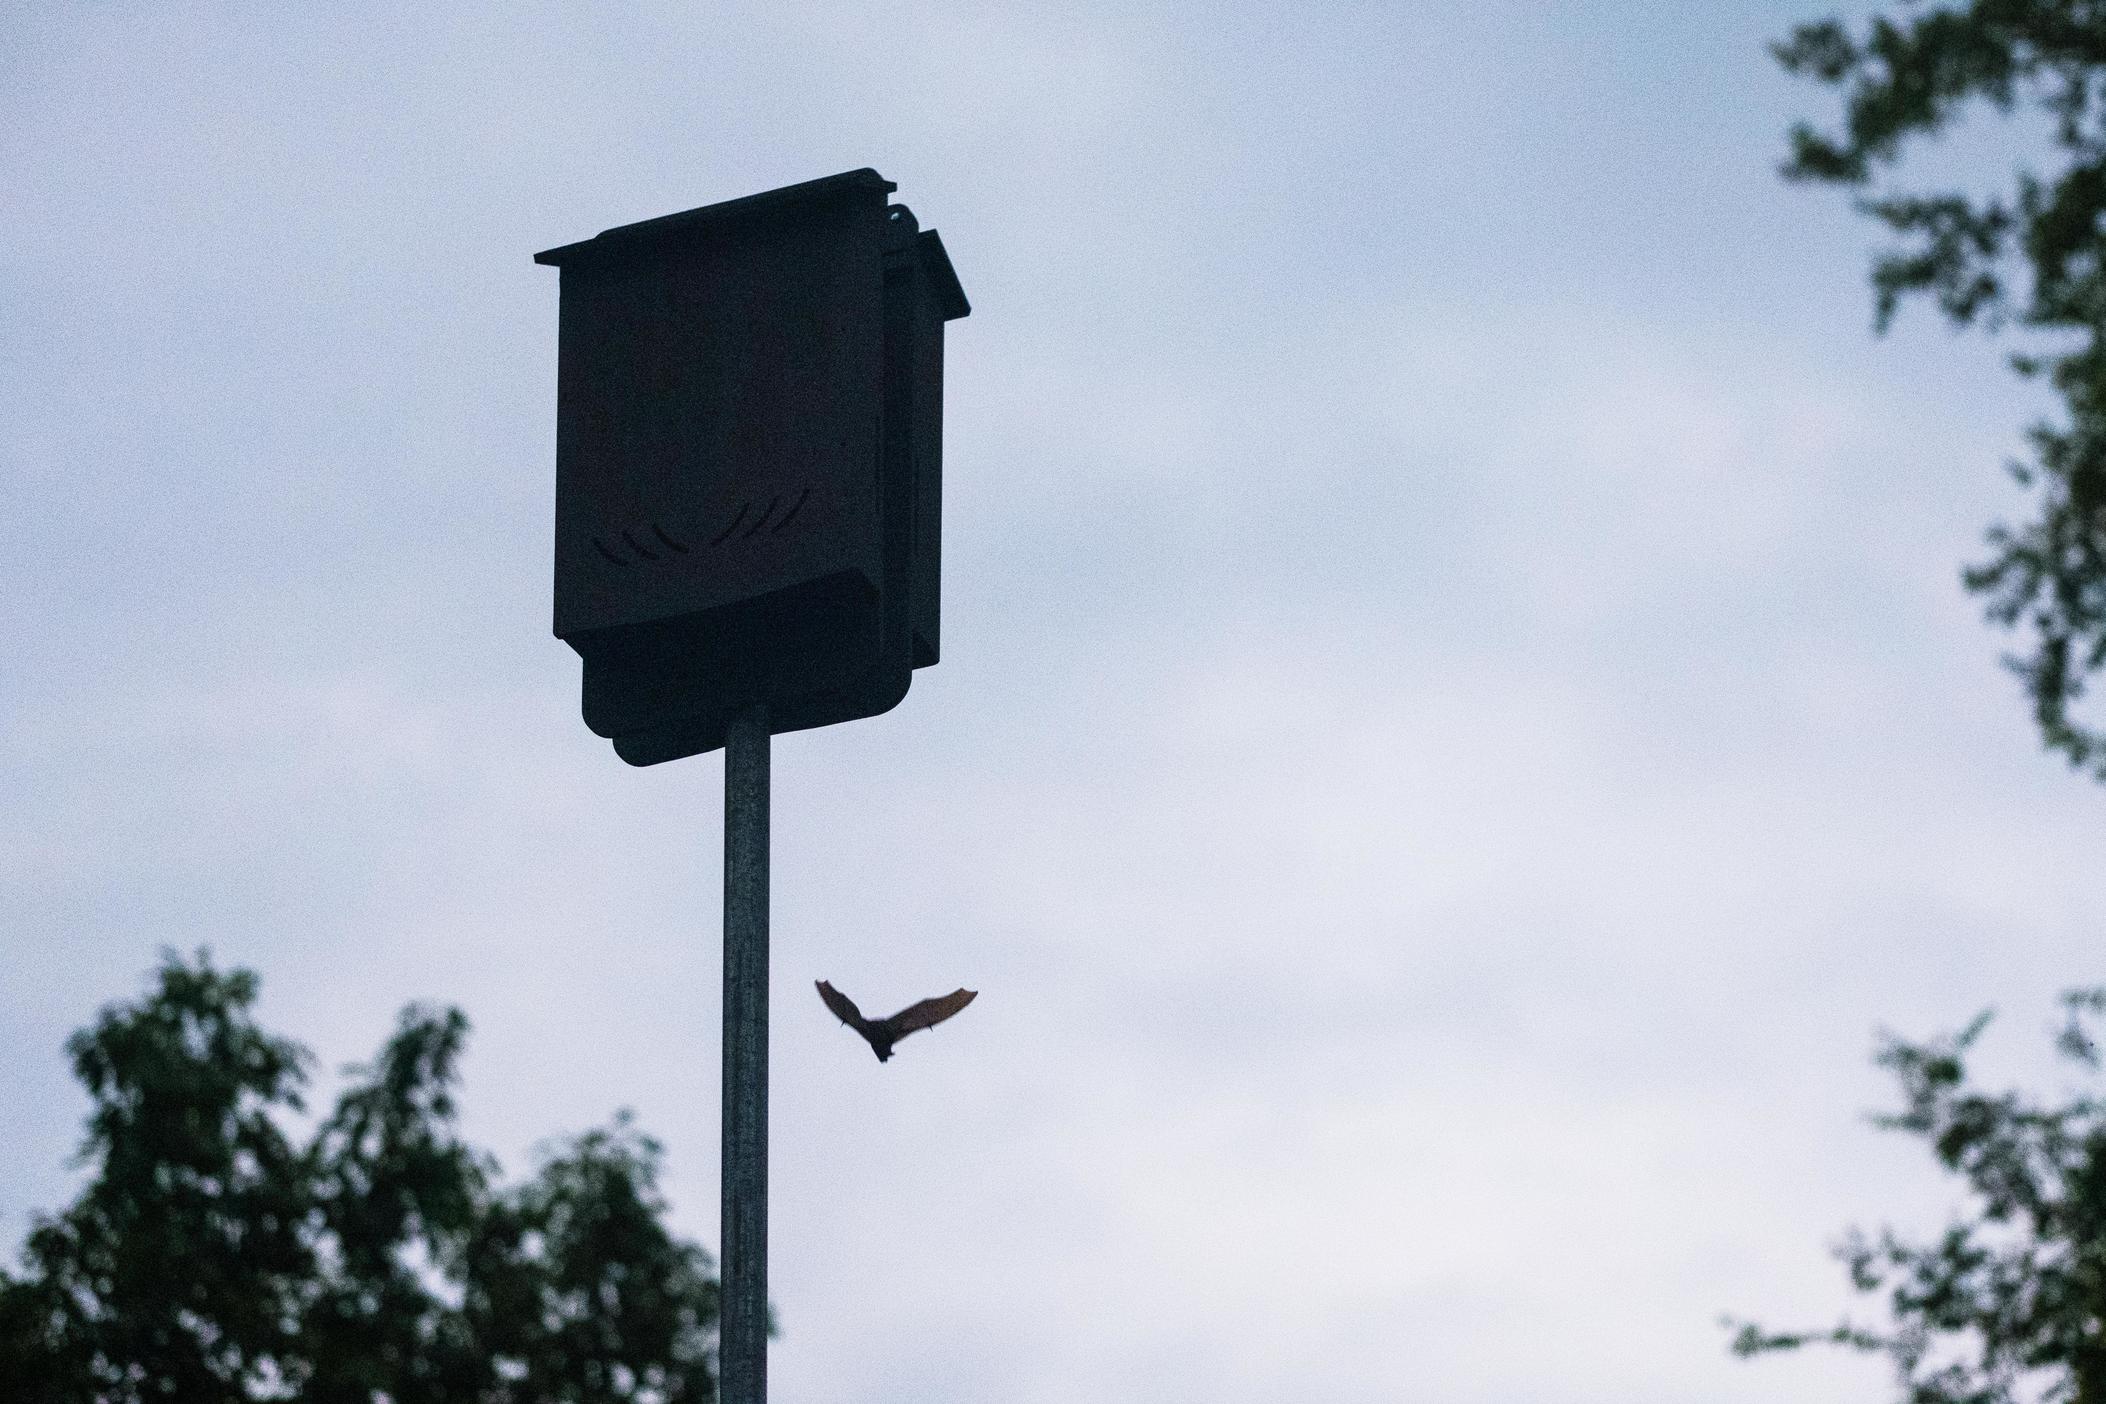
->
815, 980, 977, 1062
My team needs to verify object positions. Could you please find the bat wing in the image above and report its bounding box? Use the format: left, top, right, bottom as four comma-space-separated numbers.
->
815, 980, 869, 1031
880, 988, 978, 1040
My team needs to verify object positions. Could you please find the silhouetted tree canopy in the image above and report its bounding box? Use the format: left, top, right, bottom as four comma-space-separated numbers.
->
1774, 1, 2106, 778
0, 951, 722, 1402
1726, 988, 2106, 1403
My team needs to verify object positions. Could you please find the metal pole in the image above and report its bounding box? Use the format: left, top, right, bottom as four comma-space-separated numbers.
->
721, 703, 770, 1404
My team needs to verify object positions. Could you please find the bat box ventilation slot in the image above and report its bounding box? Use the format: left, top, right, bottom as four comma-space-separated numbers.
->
771, 487, 811, 533
741, 496, 781, 540
711, 502, 751, 545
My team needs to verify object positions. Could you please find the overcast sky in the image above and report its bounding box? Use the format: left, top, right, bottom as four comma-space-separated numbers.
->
5, 3, 2104, 1401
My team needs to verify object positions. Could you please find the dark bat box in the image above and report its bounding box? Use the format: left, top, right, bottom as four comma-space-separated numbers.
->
535, 169, 969, 765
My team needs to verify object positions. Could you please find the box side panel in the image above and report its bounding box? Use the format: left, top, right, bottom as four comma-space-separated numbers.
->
908, 272, 947, 669
878, 245, 918, 689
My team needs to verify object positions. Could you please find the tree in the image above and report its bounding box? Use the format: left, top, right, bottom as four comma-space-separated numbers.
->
0, 951, 723, 1402
1725, 988, 2106, 1403
1772, 1, 2106, 779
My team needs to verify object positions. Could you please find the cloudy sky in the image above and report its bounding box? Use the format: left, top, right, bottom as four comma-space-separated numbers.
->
6, 2, 2104, 1400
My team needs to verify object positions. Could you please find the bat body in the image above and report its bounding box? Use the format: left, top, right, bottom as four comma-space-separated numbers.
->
815, 980, 976, 1062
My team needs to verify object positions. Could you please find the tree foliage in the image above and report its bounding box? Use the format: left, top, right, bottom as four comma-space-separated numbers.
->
0, 951, 722, 1402
1774, 0, 2106, 778
1726, 988, 2106, 1404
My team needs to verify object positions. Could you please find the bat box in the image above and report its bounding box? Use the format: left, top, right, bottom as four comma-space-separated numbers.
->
535, 169, 969, 765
